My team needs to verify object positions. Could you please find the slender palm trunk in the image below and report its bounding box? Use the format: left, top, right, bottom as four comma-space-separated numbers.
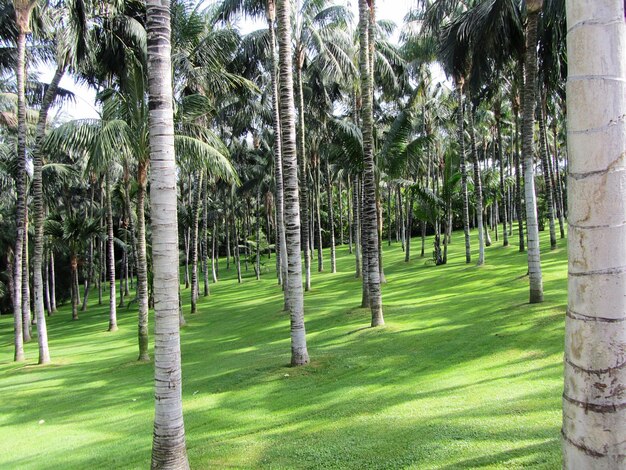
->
360, 0, 383, 327
146, 0, 189, 464
552, 123, 566, 238
12, 2, 36, 362
563, 0, 626, 465
190, 171, 202, 314
457, 80, 471, 264
202, 176, 209, 296
22, 220, 31, 341
347, 175, 353, 254
183, 228, 190, 288
338, 179, 344, 246
136, 161, 150, 361
514, 105, 525, 252
70, 255, 79, 320
106, 172, 118, 331
32, 64, 64, 363
352, 175, 361, 277
295, 60, 311, 291
522, 3, 544, 303
211, 220, 218, 284
469, 106, 485, 266
315, 160, 323, 272
266, 5, 288, 288
277, 0, 309, 365
50, 251, 57, 312
539, 96, 557, 250
325, 161, 336, 273
405, 191, 413, 263
255, 189, 261, 280
496, 102, 509, 247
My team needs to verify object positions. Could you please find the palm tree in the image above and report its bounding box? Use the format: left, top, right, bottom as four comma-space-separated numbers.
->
359, 0, 383, 327
146, 0, 189, 465
562, 1, 626, 466
277, 0, 309, 365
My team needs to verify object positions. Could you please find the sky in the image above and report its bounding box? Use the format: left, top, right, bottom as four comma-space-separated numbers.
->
43, 0, 416, 120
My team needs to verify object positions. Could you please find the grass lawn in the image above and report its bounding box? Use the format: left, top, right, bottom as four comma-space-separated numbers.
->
0, 228, 567, 469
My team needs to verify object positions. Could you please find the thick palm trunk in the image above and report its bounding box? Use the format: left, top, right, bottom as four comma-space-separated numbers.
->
563, 2, 626, 466
457, 80, 471, 264
359, 0, 383, 327
32, 64, 64, 363
190, 171, 202, 313
277, 0, 309, 365
539, 96, 557, 250
295, 61, 311, 291
522, 3, 544, 303
325, 161, 336, 273
469, 106, 485, 266
106, 172, 118, 331
146, 0, 190, 464
136, 161, 150, 361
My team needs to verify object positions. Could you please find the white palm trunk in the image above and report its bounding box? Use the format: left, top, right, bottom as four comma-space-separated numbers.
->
146, 0, 189, 466
277, 0, 309, 366
562, 1, 626, 467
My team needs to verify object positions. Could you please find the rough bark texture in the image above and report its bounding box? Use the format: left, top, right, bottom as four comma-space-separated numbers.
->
352, 175, 361, 278
522, 5, 544, 303
563, 2, 626, 467
146, 0, 190, 465
359, 0, 383, 327
277, 0, 309, 366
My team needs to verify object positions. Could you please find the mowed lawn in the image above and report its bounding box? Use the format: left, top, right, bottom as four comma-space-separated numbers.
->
0, 228, 567, 469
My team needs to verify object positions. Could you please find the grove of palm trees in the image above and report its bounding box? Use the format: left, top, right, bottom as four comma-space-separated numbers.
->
0, 0, 624, 468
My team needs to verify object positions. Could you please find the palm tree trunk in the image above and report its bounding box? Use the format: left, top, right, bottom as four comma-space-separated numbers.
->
315, 160, 323, 272
469, 105, 485, 266
233, 199, 242, 284
551, 122, 566, 238
12, 1, 36, 362
563, 2, 626, 465
398, 185, 405, 251
360, 0, 383, 326
106, 172, 118, 331
71, 255, 79, 321
22, 220, 32, 341
136, 160, 150, 361
347, 175, 353, 254
50, 251, 57, 313
190, 171, 202, 313
325, 161, 336, 273
352, 174, 361, 277
225, 211, 231, 270
295, 57, 311, 292
184, 228, 190, 288
514, 105, 525, 252
211, 219, 218, 284
44, 251, 51, 317
539, 95, 557, 250
405, 190, 413, 263
496, 101, 509, 247
267, 4, 288, 289
457, 79, 471, 264
522, 3, 544, 304
202, 175, 209, 296
277, 0, 309, 365
255, 190, 261, 280
338, 178, 344, 246
146, 0, 190, 463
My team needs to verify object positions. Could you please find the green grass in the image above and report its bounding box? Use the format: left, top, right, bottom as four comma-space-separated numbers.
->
0, 228, 567, 469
